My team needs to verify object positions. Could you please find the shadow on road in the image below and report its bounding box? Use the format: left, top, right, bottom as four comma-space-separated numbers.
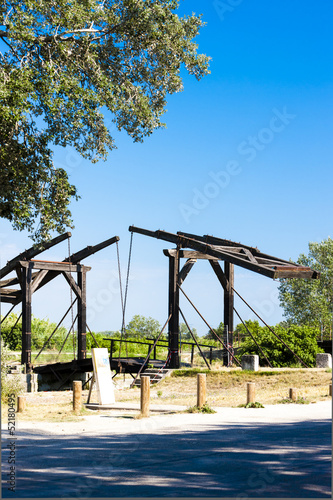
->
1, 418, 331, 498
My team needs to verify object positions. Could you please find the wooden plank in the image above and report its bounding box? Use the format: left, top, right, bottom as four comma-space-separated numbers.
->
0, 295, 21, 304
19, 260, 91, 273
31, 269, 49, 294
164, 249, 219, 260
178, 258, 197, 285
209, 260, 228, 291
64, 235, 120, 264
273, 268, 320, 279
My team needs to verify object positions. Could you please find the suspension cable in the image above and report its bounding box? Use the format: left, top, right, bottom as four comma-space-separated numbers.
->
233, 307, 273, 368
232, 287, 309, 368
0, 303, 17, 324
56, 313, 79, 359
34, 297, 78, 361
177, 284, 241, 367
118, 231, 134, 365
179, 307, 211, 370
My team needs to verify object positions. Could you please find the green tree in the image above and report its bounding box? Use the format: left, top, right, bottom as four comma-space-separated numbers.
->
205, 321, 224, 341
0, 0, 210, 241
1, 313, 68, 350
125, 314, 162, 339
179, 322, 198, 341
278, 238, 333, 338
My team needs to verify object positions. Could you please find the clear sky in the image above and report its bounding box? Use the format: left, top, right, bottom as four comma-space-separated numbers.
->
1, 0, 332, 336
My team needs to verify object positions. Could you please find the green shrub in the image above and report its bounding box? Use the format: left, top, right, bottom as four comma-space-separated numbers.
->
1, 339, 25, 403
238, 322, 323, 367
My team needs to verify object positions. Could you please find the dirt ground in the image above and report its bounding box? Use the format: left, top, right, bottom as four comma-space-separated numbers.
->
2, 367, 331, 423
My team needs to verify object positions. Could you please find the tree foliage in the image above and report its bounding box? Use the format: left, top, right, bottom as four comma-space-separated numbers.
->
238, 320, 323, 367
205, 321, 224, 341
1, 313, 68, 350
125, 314, 162, 339
278, 238, 333, 337
179, 322, 198, 341
0, 0, 210, 241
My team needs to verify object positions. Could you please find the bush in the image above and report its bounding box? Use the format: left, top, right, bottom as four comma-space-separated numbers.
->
238, 323, 323, 367
1, 339, 25, 403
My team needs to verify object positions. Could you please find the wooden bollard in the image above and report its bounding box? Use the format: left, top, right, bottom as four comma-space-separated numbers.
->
17, 396, 26, 413
289, 388, 297, 401
197, 373, 206, 408
247, 382, 255, 404
73, 380, 82, 414
141, 376, 150, 417
329, 384, 332, 397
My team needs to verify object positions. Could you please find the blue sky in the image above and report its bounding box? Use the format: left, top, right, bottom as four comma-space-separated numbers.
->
1, 0, 332, 335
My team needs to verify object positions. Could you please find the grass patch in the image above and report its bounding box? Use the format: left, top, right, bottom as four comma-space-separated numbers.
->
238, 402, 265, 408
277, 397, 310, 405
186, 403, 216, 414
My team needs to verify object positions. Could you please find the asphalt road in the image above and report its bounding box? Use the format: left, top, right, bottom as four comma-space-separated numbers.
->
1, 401, 331, 498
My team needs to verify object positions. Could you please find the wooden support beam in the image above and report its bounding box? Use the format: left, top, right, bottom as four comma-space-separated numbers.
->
62, 272, 82, 299
168, 251, 180, 369
30, 269, 49, 294
20, 260, 90, 274
164, 249, 219, 261
77, 269, 87, 360
21, 266, 32, 372
223, 262, 234, 366
0, 232, 71, 279
209, 260, 228, 291
64, 235, 120, 264
178, 258, 197, 286
129, 226, 279, 279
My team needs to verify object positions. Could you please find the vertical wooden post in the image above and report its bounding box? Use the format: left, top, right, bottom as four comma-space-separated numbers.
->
77, 268, 87, 360
191, 344, 195, 366
168, 251, 180, 368
141, 376, 150, 417
17, 396, 26, 412
197, 373, 206, 408
73, 380, 82, 413
247, 382, 255, 404
21, 265, 32, 373
289, 388, 297, 401
223, 262, 234, 367
329, 384, 332, 397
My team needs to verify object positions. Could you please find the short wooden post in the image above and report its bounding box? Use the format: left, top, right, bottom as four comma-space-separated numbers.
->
73, 380, 82, 414
17, 396, 26, 413
329, 384, 332, 397
197, 373, 206, 408
289, 388, 297, 401
247, 382, 255, 404
141, 376, 150, 417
